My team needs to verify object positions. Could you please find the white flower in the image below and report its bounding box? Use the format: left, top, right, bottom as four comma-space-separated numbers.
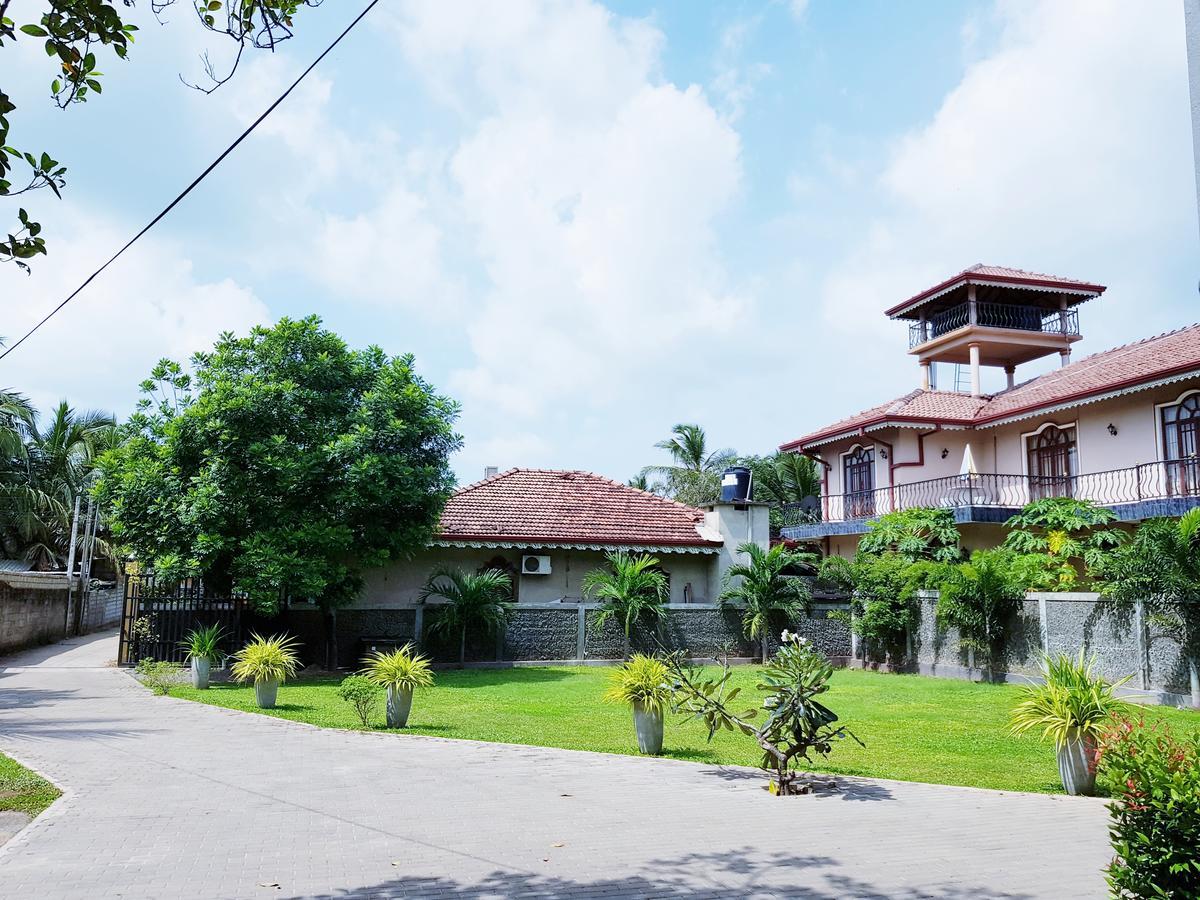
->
780, 630, 794, 644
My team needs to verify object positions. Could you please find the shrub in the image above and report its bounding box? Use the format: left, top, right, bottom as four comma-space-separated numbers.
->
1010, 652, 1131, 748
1003, 497, 1126, 591
1096, 718, 1200, 897
337, 675, 381, 728
936, 549, 1025, 675
361, 644, 434, 692
135, 658, 183, 696
604, 654, 672, 713
230, 633, 301, 684
859, 507, 962, 563
180, 623, 225, 663
667, 633, 863, 795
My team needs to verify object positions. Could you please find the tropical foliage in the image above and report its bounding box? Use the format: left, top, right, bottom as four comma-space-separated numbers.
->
819, 552, 941, 660
230, 633, 301, 685
180, 623, 225, 663
1003, 497, 1125, 591
603, 654, 672, 713
858, 507, 961, 563
95, 318, 461, 663
667, 632, 863, 795
422, 568, 514, 666
640, 423, 734, 507
936, 549, 1026, 675
362, 644, 435, 692
0, 396, 114, 567
1097, 718, 1200, 898
719, 541, 813, 662
1100, 509, 1200, 707
583, 551, 669, 658
1009, 651, 1130, 748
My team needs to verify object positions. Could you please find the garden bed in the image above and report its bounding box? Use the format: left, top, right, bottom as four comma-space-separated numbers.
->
172, 665, 1200, 794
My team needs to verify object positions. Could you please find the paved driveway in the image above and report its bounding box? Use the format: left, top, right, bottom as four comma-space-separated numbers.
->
0, 633, 1110, 899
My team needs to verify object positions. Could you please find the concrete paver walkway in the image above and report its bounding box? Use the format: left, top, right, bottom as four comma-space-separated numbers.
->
0, 634, 1111, 899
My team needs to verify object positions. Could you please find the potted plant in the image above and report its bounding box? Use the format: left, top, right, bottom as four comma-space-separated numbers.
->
230, 633, 301, 709
362, 644, 434, 728
180, 623, 225, 690
1010, 651, 1131, 796
604, 654, 673, 755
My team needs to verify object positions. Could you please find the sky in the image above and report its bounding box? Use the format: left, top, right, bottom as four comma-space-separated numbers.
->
2, 0, 1197, 485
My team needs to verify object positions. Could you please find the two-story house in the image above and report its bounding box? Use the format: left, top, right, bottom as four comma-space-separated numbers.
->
779, 265, 1200, 557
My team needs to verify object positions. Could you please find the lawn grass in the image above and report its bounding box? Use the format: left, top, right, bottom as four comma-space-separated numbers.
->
0, 752, 60, 817
173, 666, 1200, 794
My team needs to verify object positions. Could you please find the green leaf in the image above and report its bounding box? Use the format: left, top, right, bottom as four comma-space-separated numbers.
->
20, 24, 48, 37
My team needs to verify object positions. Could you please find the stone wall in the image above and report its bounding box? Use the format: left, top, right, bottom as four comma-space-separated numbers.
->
312, 603, 853, 668
80, 580, 124, 633
0, 572, 67, 655
856, 591, 1194, 706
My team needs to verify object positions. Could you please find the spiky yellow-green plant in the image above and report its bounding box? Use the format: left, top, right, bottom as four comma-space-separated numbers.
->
361, 644, 434, 692
1010, 651, 1131, 748
603, 654, 673, 713
230, 633, 301, 684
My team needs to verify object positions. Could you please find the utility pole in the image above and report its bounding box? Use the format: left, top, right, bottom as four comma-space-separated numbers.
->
63, 495, 82, 636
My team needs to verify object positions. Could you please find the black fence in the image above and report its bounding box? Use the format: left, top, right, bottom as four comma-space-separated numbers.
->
908, 302, 1080, 348
117, 574, 254, 665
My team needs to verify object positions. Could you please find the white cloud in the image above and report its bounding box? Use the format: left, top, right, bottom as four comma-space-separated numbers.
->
0, 209, 270, 418
385, 0, 746, 426
813, 0, 1193, 392
788, 0, 810, 24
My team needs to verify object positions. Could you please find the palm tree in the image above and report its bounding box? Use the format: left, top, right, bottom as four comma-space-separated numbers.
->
1, 401, 115, 566
642, 424, 734, 507
422, 567, 514, 666
1101, 509, 1200, 707
756, 452, 821, 504
582, 551, 669, 658
718, 542, 812, 663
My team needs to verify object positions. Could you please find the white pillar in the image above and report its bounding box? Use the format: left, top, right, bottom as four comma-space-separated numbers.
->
968, 343, 981, 397
967, 284, 978, 324
1004, 365, 1015, 390
921, 361, 931, 391
1060, 349, 1071, 368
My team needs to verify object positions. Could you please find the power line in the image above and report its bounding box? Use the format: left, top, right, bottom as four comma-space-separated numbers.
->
0, 0, 381, 363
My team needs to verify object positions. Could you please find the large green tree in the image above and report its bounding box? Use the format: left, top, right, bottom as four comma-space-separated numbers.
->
95, 317, 461, 663
1, 0, 320, 271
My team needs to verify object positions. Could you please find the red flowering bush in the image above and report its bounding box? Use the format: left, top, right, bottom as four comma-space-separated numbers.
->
1096, 717, 1200, 898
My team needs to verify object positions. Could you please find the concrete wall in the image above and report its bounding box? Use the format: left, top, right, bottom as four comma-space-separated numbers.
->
360, 545, 721, 608
80, 580, 124, 633
0, 572, 68, 655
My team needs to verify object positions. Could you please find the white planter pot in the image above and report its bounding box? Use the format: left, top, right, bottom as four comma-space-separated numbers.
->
633, 702, 664, 755
386, 685, 414, 728
254, 678, 281, 709
191, 657, 211, 690
1058, 732, 1097, 796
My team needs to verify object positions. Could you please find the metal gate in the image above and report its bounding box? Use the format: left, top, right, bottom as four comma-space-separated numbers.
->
117, 574, 252, 666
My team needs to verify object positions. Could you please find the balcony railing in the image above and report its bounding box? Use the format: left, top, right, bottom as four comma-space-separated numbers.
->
908, 302, 1081, 349
780, 459, 1200, 528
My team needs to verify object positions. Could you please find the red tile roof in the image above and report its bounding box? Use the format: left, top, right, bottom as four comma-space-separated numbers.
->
436, 469, 720, 549
782, 323, 1200, 450
886, 263, 1106, 318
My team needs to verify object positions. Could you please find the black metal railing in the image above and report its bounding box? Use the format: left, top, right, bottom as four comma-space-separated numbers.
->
780, 459, 1200, 528
908, 303, 1081, 349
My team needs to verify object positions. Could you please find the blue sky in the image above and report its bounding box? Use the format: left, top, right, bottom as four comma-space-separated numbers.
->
3, 0, 1196, 484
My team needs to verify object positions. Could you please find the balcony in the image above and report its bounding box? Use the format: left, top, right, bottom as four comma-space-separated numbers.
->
780, 459, 1200, 540
908, 302, 1080, 351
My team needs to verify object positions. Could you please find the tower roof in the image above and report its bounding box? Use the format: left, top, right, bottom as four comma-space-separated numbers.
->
886, 264, 1106, 320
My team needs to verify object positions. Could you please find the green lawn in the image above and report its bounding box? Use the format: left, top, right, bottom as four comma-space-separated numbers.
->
173, 666, 1200, 794
0, 752, 60, 817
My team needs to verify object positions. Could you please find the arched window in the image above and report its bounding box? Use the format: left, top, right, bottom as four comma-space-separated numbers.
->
843, 445, 875, 518
1026, 425, 1076, 499
1162, 393, 1200, 496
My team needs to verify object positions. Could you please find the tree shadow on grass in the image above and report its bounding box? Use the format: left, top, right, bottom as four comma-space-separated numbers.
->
289, 847, 1035, 899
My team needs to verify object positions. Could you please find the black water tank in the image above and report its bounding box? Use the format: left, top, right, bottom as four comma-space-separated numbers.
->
720, 466, 752, 502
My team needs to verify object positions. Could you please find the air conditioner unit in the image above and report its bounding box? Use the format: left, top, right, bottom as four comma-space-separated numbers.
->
522, 555, 552, 575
